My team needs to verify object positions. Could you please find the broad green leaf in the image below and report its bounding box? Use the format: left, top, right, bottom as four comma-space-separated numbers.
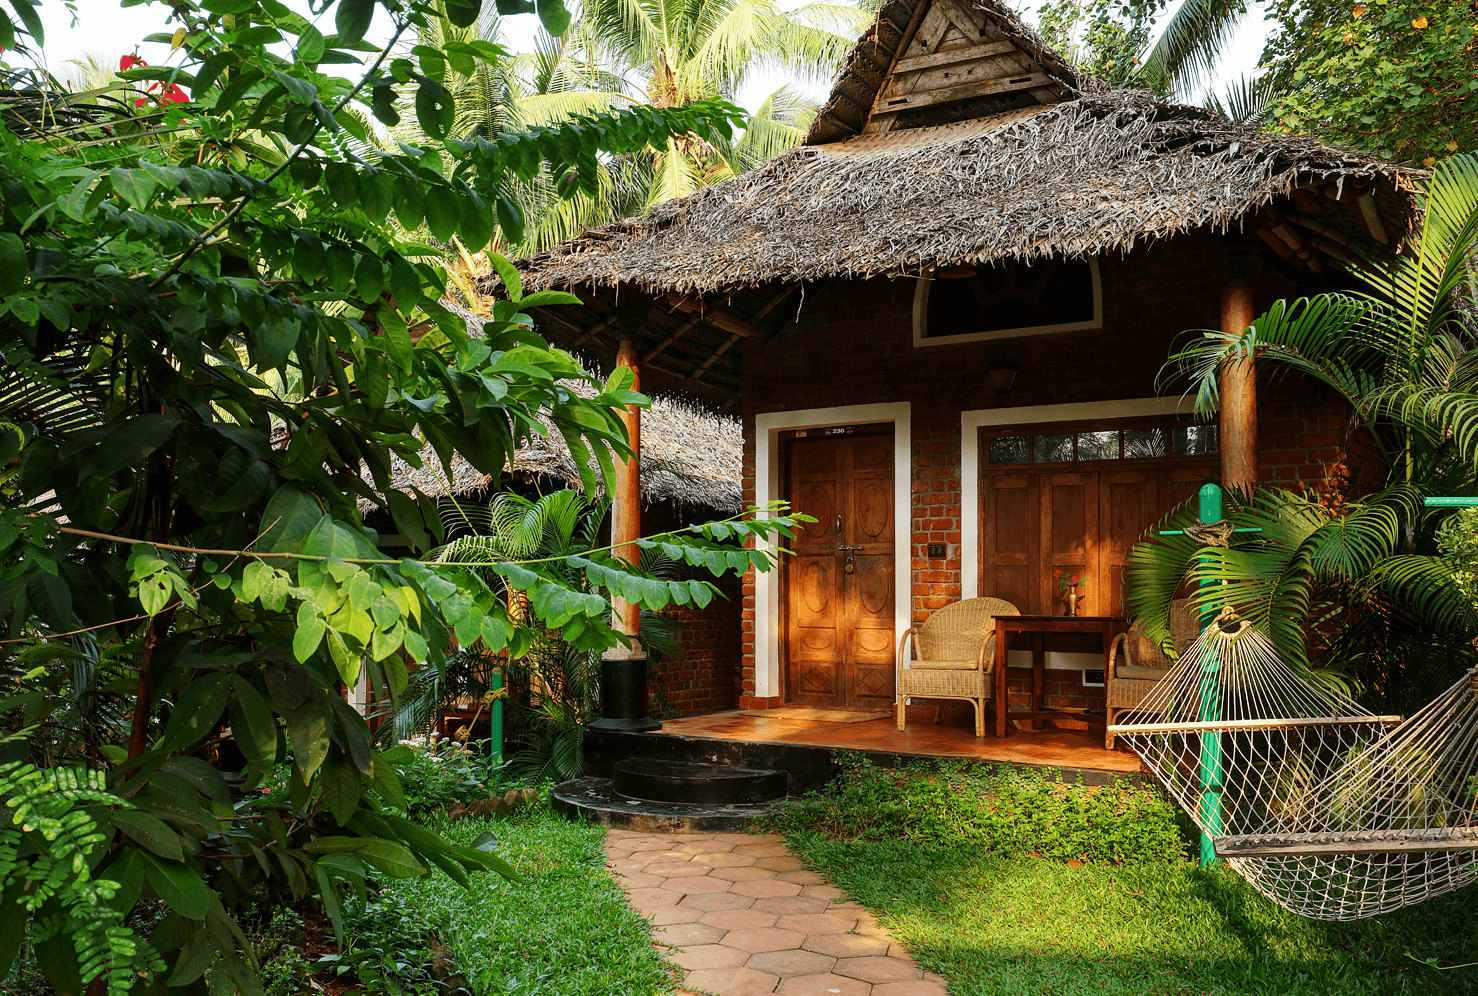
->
229, 676, 276, 771
143, 852, 210, 919
259, 486, 325, 553
293, 604, 327, 663
109, 167, 157, 210
334, 0, 374, 43
158, 672, 232, 752
535, 0, 572, 36
321, 756, 360, 825
112, 811, 184, 862
0, 233, 25, 296
286, 692, 332, 781
297, 23, 325, 63
353, 838, 426, 878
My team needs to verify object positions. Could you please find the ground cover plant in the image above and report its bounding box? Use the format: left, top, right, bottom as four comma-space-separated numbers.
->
775, 755, 1478, 995
766, 754, 1188, 864
377, 801, 675, 996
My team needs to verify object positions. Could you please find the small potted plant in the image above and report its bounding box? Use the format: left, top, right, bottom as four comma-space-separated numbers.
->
1053, 569, 1086, 616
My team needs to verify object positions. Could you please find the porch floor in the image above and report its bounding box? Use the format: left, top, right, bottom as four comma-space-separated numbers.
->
651, 708, 1142, 775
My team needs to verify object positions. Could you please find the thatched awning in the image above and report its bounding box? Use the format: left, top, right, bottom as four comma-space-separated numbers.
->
360, 390, 741, 515
506, 89, 1418, 297
354, 303, 741, 514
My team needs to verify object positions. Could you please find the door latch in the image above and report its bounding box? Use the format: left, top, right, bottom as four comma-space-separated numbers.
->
837, 544, 863, 574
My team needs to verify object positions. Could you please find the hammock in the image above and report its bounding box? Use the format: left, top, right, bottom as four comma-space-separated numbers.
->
1110, 621, 1478, 920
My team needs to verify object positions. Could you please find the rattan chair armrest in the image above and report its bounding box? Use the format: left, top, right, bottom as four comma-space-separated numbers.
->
1108, 630, 1132, 671
974, 630, 999, 671
897, 627, 919, 667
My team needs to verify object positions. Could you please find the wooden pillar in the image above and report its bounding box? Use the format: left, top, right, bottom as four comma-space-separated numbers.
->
611, 339, 642, 641
1219, 262, 1258, 491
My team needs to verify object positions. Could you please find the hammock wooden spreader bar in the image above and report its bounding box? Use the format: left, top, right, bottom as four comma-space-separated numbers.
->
1106, 715, 1404, 735
1215, 829, 1478, 858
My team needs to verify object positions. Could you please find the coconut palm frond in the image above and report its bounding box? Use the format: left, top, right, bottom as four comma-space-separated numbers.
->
1203, 73, 1274, 127
1137, 0, 1249, 95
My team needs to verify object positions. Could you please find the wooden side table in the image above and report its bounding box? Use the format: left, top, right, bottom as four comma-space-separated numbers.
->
993, 615, 1126, 740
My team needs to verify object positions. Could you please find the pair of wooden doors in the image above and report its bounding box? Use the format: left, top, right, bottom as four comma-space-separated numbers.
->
782, 430, 895, 710
981, 467, 1214, 616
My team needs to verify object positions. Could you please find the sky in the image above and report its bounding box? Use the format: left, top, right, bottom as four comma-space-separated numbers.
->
30, 0, 1272, 111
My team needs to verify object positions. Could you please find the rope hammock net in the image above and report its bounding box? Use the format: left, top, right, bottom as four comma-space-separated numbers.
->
1111, 620, 1478, 920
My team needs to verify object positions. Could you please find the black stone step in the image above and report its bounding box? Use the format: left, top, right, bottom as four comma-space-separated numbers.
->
552, 777, 779, 832
613, 757, 788, 805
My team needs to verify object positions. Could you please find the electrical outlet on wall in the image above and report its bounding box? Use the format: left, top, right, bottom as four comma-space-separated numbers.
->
927, 543, 946, 558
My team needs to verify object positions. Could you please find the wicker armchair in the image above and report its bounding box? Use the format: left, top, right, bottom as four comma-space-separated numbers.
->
1105, 598, 1200, 748
896, 597, 1020, 738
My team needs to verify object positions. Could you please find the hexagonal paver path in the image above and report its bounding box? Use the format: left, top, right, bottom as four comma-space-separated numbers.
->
605, 830, 948, 996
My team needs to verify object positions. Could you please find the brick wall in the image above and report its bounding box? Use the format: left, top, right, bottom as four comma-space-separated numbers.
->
736, 232, 1372, 713
654, 574, 744, 716
642, 501, 745, 717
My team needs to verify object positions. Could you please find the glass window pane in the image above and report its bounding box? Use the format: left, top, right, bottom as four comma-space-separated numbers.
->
989, 436, 1029, 464
1124, 428, 1166, 459
1172, 424, 1219, 455
1035, 433, 1073, 463
1076, 430, 1118, 460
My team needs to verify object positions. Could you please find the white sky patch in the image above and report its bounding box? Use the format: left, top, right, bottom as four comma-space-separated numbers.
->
35, 0, 1272, 114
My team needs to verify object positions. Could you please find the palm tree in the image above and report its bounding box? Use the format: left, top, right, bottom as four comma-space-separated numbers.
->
578, 0, 866, 205
1125, 154, 1478, 713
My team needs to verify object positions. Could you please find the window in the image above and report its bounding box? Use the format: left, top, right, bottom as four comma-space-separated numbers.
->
985, 421, 1217, 466
914, 257, 1102, 346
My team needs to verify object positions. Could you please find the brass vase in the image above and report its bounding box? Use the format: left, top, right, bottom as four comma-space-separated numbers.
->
1065, 591, 1079, 617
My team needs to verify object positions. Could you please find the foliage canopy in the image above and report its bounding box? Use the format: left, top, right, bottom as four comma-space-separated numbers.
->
0, 1, 801, 992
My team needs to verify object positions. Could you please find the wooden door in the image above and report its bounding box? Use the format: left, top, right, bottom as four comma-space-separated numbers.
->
783, 432, 895, 708
844, 435, 896, 710
1099, 471, 1159, 616
980, 473, 1039, 613
1040, 472, 1100, 614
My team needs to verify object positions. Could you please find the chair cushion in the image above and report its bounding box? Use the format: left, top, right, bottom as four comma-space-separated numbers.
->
1117, 664, 1171, 681
909, 659, 981, 671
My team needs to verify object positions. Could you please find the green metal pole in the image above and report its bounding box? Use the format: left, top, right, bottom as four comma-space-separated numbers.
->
1197, 483, 1224, 867
489, 669, 504, 767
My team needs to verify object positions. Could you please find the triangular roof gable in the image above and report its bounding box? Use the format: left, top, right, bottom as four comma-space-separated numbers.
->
805, 0, 1079, 146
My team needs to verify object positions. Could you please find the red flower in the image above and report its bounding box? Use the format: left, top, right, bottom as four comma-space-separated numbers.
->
121, 53, 189, 108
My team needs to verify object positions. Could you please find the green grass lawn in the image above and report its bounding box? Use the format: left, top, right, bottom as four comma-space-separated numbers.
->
786, 833, 1478, 996
381, 804, 676, 996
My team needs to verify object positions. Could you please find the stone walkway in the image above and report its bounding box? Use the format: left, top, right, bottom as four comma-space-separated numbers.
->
604, 829, 948, 996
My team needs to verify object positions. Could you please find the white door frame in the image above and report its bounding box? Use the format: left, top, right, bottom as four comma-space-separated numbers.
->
753, 403, 912, 701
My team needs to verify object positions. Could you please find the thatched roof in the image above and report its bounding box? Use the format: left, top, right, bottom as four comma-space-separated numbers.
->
354, 302, 741, 514
481, 0, 1421, 408
367, 389, 741, 514
507, 89, 1416, 296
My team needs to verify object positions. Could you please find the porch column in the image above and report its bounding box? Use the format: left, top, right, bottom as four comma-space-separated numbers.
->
1219, 260, 1258, 491
592, 338, 660, 731
611, 339, 642, 639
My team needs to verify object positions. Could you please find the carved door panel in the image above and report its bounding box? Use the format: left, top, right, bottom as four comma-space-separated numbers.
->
783, 432, 895, 708
980, 472, 1040, 613
1099, 471, 1158, 616
785, 437, 844, 705
1040, 473, 1100, 614
843, 435, 895, 710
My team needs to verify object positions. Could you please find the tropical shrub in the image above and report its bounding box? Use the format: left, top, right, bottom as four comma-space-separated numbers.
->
1131, 154, 1478, 712
0, 0, 804, 991
765, 755, 1187, 864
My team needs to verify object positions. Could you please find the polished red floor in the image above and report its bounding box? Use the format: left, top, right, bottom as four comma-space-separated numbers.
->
654, 707, 1143, 774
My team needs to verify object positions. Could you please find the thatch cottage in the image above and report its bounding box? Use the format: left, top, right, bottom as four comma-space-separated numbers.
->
490, 0, 1417, 740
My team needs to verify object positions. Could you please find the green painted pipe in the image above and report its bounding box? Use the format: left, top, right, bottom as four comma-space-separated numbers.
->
1197, 483, 1225, 867
490, 669, 504, 766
